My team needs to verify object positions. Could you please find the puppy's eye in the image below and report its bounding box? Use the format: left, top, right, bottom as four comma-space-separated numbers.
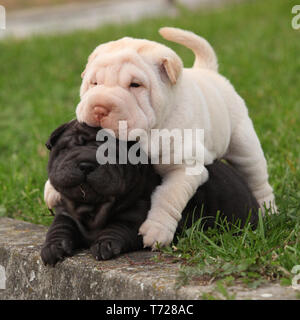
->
91, 81, 97, 86
130, 82, 141, 88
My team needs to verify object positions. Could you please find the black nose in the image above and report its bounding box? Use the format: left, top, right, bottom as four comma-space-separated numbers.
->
79, 162, 96, 175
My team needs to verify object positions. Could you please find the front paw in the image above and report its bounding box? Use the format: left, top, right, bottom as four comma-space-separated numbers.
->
44, 180, 61, 209
41, 239, 74, 266
90, 239, 122, 260
257, 193, 277, 214
139, 219, 174, 250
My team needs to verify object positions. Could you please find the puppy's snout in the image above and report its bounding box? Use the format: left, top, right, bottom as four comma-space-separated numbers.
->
79, 162, 96, 175
76, 86, 136, 128
93, 105, 110, 122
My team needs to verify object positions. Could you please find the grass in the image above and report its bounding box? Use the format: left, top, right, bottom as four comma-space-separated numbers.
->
0, 0, 299, 288
164, 205, 300, 290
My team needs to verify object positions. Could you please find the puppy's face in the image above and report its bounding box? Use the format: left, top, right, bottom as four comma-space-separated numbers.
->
46, 120, 144, 204
76, 37, 183, 137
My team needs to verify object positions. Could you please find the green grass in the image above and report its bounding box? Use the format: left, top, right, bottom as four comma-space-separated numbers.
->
164, 204, 300, 290
0, 0, 299, 287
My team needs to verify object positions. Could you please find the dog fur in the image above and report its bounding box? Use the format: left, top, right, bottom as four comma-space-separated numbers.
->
41, 120, 258, 266
45, 27, 275, 248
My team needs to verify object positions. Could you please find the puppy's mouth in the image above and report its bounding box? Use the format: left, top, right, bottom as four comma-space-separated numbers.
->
75, 182, 105, 204
55, 179, 105, 204
79, 184, 88, 200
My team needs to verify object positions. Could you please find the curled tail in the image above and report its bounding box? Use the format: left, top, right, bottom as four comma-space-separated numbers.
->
159, 27, 218, 72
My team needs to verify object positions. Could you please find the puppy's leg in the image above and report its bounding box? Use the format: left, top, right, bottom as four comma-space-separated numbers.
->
90, 200, 148, 260
139, 166, 208, 249
44, 179, 61, 209
90, 222, 143, 260
41, 211, 85, 266
225, 116, 276, 213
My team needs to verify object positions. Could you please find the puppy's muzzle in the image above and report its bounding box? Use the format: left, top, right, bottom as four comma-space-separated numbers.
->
76, 86, 136, 129
78, 161, 97, 175
93, 105, 110, 122
87, 90, 116, 124
76, 86, 124, 126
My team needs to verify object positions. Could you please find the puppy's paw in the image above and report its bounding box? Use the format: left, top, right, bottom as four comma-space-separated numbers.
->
44, 180, 61, 209
41, 239, 74, 267
257, 193, 277, 214
90, 239, 122, 260
139, 219, 174, 250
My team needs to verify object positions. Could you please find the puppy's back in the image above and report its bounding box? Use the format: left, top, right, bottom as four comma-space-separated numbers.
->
177, 161, 259, 233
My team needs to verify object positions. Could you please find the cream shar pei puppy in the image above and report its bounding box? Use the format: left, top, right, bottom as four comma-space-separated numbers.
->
45, 27, 276, 249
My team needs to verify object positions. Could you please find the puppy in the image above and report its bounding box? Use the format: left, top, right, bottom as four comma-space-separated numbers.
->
42, 120, 160, 265
41, 120, 258, 266
45, 27, 275, 248
61, 26, 274, 249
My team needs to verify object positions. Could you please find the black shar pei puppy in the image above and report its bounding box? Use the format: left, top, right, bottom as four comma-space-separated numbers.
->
41, 120, 258, 266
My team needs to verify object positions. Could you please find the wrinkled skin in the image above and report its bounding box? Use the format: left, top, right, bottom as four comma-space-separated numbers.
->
41, 120, 259, 266
74, 27, 275, 250
41, 120, 161, 266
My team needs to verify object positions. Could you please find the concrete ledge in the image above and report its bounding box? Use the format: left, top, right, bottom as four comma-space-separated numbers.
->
0, 217, 298, 300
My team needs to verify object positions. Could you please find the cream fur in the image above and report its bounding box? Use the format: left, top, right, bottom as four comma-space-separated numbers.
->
44, 179, 61, 209
45, 27, 276, 249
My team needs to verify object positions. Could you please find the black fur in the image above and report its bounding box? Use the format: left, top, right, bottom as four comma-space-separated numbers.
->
41, 120, 258, 266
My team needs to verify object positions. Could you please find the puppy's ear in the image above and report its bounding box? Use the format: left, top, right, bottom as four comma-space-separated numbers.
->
160, 56, 183, 85
45, 121, 75, 150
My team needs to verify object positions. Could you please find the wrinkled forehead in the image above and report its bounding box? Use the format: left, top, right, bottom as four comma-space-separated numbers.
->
89, 37, 159, 62
92, 48, 145, 71
59, 123, 99, 142
86, 48, 152, 85
84, 37, 167, 78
